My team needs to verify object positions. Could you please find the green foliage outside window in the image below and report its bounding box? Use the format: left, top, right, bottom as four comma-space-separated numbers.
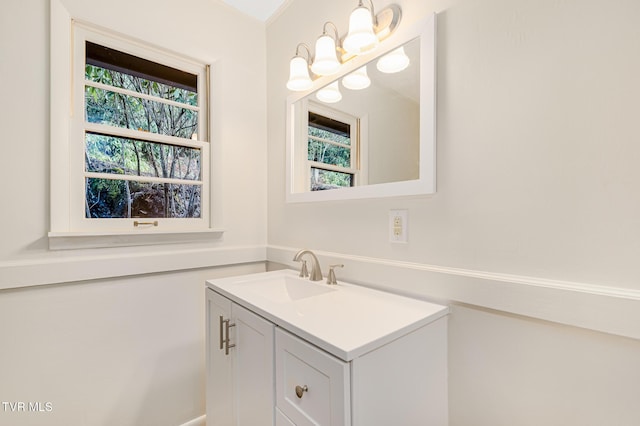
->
308, 123, 353, 190
84, 60, 201, 219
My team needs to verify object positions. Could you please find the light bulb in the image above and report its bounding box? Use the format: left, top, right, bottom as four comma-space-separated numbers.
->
343, 6, 378, 55
376, 46, 410, 73
286, 56, 313, 91
316, 82, 342, 103
311, 35, 341, 76
342, 66, 370, 90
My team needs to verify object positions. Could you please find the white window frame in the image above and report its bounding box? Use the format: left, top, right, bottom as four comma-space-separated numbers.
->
49, 1, 220, 247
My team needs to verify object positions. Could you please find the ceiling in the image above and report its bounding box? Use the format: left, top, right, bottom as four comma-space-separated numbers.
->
223, 0, 287, 22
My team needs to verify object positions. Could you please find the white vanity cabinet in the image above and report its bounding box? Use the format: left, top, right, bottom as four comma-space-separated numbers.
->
206, 290, 275, 426
274, 321, 448, 426
206, 270, 449, 426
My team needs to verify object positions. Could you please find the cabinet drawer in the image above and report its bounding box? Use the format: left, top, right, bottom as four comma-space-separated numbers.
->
276, 407, 296, 426
275, 329, 350, 426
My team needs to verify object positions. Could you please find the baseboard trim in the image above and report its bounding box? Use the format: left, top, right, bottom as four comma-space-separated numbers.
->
268, 245, 640, 341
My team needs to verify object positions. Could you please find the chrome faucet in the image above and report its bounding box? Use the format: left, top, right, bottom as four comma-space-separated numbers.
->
292, 249, 323, 281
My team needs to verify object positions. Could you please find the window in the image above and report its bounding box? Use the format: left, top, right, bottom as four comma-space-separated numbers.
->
52, 21, 212, 236
83, 41, 203, 220
306, 104, 360, 191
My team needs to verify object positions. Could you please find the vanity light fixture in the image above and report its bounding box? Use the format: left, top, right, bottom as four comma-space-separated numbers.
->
343, 0, 379, 55
342, 65, 371, 90
311, 22, 341, 76
376, 46, 410, 73
286, 43, 313, 91
285, 1, 401, 91
316, 81, 342, 103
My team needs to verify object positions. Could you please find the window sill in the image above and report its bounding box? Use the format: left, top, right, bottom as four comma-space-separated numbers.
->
48, 228, 225, 250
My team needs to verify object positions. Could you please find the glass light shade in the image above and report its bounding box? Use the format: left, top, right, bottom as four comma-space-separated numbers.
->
316, 82, 342, 103
286, 56, 313, 91
376, 46, 410, 73
342, 66, 371, 90
311, 35, 341, 76
343, 6, 379, 55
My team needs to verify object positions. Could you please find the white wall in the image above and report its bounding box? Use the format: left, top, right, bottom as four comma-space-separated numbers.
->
0, 264, 264, 426
268, 0, 640, 293
0, 0, 267, 424
365, 86, 419, 185
449, 304, 640, 426
266, 0, 640, 424
337, 82, 420, 185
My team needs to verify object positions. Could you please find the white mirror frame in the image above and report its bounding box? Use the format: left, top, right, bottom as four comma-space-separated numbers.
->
285, 12, 436, 203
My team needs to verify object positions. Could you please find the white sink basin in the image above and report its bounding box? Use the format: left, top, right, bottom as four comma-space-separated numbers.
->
207, 269, 449, 361
234, 275, 336, 303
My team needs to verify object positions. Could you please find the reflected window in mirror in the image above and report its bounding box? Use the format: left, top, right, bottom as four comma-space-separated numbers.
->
306, 104, 362, 191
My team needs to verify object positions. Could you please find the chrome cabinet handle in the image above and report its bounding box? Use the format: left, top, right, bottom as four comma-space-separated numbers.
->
219, 316, 236, 355
219, 316, 224, 350
133, 220, 158, 227
224, 318, 236, 355
295, 385, 308, 399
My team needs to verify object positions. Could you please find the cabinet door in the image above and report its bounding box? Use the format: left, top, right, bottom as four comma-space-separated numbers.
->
206, 290, 234, 425
207, 289, 275, 426
233, 303, 275, 426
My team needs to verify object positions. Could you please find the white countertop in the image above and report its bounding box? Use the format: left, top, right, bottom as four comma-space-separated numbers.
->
206, 269, 448, 361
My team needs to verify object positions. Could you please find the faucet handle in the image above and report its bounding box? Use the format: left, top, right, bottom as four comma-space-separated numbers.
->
298, 260, 309, 278
326, 264, 344, 285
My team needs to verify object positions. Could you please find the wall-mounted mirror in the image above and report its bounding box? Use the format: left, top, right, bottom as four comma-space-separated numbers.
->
286, 13, 436, 203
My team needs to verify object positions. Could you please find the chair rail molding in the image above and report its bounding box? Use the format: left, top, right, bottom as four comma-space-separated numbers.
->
267, 245, 640, 341
0, 245, 266, 290
4, 242, 638, 341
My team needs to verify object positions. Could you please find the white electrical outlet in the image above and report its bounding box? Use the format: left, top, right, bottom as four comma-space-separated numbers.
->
389, 209, 408, 243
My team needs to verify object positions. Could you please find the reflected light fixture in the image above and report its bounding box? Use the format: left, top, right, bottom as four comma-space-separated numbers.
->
286, 43, 313, 91
342, 65, 371, 90
311, 22, 341, 76
343, 0, 378, 55
316, 81, 342, 103
376, 46, 410, 73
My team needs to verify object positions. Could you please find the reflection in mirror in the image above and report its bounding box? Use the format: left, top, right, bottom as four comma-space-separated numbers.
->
308, 108, 355, 190
286, 13, 436, 202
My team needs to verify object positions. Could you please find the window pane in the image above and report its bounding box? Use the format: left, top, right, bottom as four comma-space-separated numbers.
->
85, 133, 201, 181
308, 139, 351, 168
85, 41, 197, 92
310, 168, 353, 191
85, 64, 198, 107
85, 86, 197, 139
308, 112, 350, 145
308, 125, 351, 146
86, 178, 201, 219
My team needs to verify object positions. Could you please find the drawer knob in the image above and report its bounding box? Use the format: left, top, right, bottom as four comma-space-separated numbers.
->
295, 385, 308, 399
